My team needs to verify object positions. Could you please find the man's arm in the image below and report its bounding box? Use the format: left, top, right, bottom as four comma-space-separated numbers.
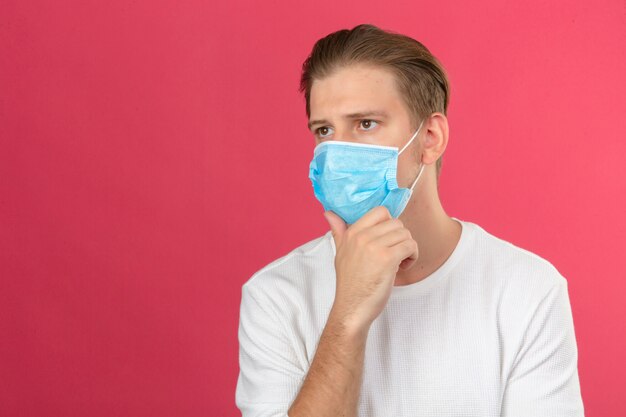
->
235, 283, 305, 416
287, 306, 368, 417
235, 282, 369, 417
501, 276, 585, 416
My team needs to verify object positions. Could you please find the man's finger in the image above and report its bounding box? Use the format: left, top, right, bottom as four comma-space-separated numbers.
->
324, 211, 347, 246
350, 206, 393, 233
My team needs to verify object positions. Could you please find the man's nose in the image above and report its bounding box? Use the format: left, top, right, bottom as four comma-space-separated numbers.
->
333, 129, 359, 143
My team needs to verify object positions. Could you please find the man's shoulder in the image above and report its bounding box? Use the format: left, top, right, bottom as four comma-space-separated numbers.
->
242, 231, 333, 296
468, 220, 568, 291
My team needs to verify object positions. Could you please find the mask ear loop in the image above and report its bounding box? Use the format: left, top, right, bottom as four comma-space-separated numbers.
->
398, 118, 425, 155
409, 163, 425, 192
398, 118, 426, 192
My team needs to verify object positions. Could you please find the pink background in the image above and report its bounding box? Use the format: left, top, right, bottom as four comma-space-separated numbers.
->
1, 0, 625, 415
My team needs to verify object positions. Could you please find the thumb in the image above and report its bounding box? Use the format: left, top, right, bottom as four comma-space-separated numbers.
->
323, 211, 347, 246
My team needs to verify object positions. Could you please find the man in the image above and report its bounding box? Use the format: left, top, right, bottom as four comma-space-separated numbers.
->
235, 24, 584, 417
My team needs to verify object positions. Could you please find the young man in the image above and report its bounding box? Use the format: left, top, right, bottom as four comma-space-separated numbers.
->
235, 24, 584, 417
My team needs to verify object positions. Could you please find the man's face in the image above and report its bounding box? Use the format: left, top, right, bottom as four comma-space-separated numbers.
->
308, 64, 424, 192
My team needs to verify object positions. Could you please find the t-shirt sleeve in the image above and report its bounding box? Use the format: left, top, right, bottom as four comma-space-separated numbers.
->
235, 283, 306, 417
501, 276, 585, 417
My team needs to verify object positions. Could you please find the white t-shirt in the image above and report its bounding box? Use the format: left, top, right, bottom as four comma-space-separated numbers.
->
235, 218, 585, 416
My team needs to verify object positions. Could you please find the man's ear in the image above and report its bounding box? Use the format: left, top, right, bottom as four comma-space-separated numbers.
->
421, 112, 449, 165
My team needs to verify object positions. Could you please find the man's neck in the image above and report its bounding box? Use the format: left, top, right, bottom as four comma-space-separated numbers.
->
394, 181, 462, 286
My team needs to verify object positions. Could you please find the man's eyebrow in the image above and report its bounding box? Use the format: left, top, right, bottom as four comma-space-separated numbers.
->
307, 110, 389, 131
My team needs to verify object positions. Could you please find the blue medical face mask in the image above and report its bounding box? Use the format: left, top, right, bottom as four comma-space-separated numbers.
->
308, 119, 425, 225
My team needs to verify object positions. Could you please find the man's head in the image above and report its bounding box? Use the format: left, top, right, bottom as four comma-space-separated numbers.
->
299, 24, 450, 188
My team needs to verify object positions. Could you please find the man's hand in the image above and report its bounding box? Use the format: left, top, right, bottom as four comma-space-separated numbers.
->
324, 206, 419, 335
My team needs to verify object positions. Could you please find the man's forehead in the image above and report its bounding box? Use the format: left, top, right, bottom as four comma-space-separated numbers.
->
311, 66, 398, 101
309, 65, 404, 123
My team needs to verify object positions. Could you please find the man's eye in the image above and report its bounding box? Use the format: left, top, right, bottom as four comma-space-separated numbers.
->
316, 126, 334, 137
360, 120, 379, 130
